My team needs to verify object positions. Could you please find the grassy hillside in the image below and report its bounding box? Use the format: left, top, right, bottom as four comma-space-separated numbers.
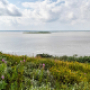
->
0, 52, 90, 90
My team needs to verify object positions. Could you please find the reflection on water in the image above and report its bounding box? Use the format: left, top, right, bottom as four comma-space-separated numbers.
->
0, 32, 90, 56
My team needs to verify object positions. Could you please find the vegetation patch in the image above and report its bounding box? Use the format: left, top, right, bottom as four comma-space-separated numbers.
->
0, 52, 90, 90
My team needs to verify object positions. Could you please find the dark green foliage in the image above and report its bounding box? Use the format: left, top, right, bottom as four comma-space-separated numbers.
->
36, 53, 54, 58
36, 53, 90, 63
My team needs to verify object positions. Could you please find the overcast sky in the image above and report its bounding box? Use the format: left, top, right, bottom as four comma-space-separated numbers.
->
0, 0, 90, 30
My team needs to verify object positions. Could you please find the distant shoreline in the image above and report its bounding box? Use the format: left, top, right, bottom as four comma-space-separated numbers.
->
0, 30, 90, 33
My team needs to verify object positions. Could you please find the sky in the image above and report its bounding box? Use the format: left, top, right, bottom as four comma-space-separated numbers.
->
0, 0, 90, 30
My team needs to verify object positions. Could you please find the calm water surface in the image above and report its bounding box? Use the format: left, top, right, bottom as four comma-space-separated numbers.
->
0, 32, 90, 56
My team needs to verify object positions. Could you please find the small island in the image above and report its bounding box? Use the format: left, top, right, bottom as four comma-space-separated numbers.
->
23, 31, 51, 34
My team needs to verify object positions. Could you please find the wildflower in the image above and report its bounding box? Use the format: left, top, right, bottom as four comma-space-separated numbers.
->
42, 64, 45, 69
16, 62, 17, 64
2, 59, 5, 62
2, 59, 7, 64
1, 75, 4, 80
20, 61, 22, 63
23, 59, 25, 62
43, 64, 45, 67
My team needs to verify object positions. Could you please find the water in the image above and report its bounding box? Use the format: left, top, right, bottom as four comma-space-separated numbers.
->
0, 31, 90, 56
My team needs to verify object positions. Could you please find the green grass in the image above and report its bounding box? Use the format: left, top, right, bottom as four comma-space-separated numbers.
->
0, 52, 90, 90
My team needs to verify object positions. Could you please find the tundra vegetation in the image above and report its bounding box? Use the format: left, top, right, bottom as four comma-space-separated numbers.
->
0, 52, 90, 90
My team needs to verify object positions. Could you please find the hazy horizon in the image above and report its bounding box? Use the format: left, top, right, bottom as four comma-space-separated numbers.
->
0, 30, 90, 32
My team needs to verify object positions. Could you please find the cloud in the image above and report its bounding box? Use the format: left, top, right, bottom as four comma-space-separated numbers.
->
0, 0, 22, 16
22, 0, 65, 22
0, 0, 90, 30
22, 0, 90, 24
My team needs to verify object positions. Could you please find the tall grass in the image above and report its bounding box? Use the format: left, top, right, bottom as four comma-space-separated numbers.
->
0, 52, 90, 89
